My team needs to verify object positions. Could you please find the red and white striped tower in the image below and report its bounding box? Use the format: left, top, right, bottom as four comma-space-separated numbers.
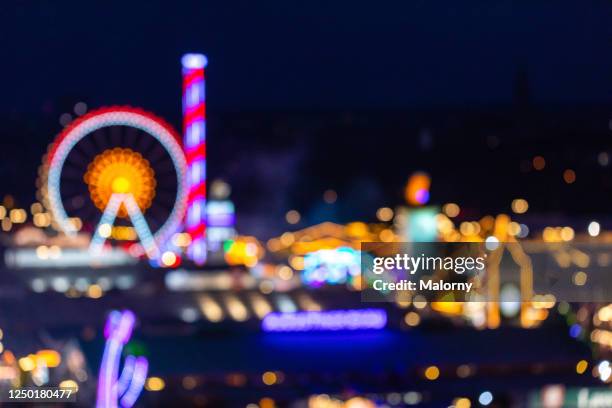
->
181, 53, 208, 264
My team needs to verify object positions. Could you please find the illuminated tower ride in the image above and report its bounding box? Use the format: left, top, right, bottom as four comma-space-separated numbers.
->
182, 53, 208, 265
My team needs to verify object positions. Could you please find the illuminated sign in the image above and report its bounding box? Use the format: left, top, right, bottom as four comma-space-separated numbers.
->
262, 309, 387, 332
303, 247, 361, 286
395, 207, 439, 242
207, 200, 236, 251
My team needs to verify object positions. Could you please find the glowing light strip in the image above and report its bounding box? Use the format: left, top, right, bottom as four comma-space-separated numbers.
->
116, 356, 135, 396
98, 311, 134, 408
90, 194, 159, 259
182, 53, 208, 265
97, 310, 148, 408
90, 193, 123, 255
123, 194, 158, 258
47, 107, 187, 253
261, 309, 387, 332
119, 357, 148, 408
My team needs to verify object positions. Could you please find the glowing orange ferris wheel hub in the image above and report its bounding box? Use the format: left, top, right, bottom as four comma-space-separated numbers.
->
84, 147, 157, 218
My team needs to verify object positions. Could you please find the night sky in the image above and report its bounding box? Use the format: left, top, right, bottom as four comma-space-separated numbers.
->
2, 1, 612, 236
3, 1, 612, 112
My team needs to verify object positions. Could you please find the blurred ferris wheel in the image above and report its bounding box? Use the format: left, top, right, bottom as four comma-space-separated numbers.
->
37, 106, 188, 258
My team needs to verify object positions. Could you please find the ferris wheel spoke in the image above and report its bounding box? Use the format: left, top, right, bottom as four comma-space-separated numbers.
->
109, 125, 123, 146
134, 129, 155, 153
62, 163, 87, 180
124, 125, 138, 146
89, 127, 109, 153
65, 149, 90, 169
146, 145, 168, 165
74, 135, 97, 159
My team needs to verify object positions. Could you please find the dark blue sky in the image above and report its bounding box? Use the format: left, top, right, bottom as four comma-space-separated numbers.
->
3, 1, 612, 228
2, 0, 612, 117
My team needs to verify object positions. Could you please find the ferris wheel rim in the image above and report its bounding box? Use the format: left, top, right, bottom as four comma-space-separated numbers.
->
46, 106, 188, 251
